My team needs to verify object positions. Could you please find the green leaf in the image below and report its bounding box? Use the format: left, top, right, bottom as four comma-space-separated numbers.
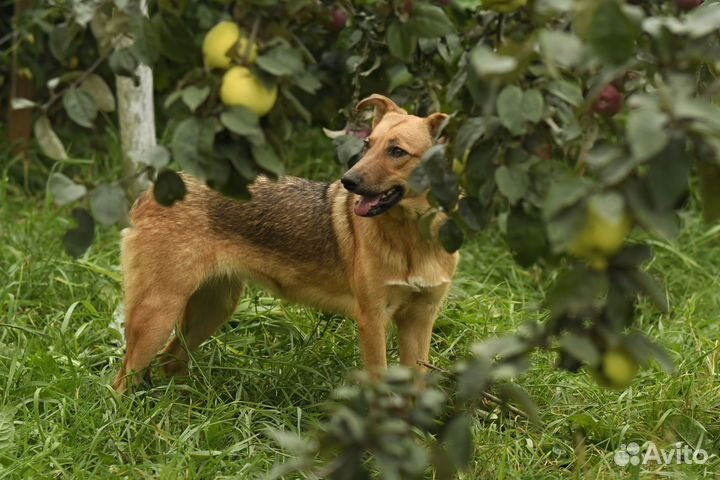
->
497, 383, 542, 426
266, 429, 312, 455
465, 140, 500, 197
386, 64, 413, 93
458, 198, 485, 232
439, 218, 464, 253
155, 14, 197, 64
496, 85, 525, 135
546, 79, 583, 107
34, 116, 68, 161
171, 118, 216, 179
345, 55, 364, 73
547, 266, 609, 319
472, 336, 529, 360
588, 0, 640, 65
281, 88, 311, 124
546, 204, 586, 253
153, 170, 186, 207
220, 107, 265, 145
624, 180, 680, 240
442, 415, 474, 469
251, 144, 284, 176
135, 145, 171, 170
80, 74, 115, 112
682, 1, 720, 38
419, 210, 438, 241
626, 109, 668, 161
181, 85, 210, 112
457, 356, 490, 401
130, 15, 161, 65
386, 22, 417, 62
49, 24, 72, 62
623, 333, 676, 374
698, 160, 720, 222
63, 89, 98, 128
11, 97, 36, 110
333, 135, 364, 168
164, 90, 184, 110
543, 177, 592, 218
62, 208, 95, 258
506, 206, 549, 267
454, 117, 486, 160
256, 46, 304, 76
610, 244, 653, 268
495, 165, 529, 205
48, 173, 87, 206
559, 333, 600, 367
0, 408, 15, 454
646, 139, 689, 211
470, 45, 518, 77
521, 89, 544, 124
108, 47, 139, 77
431, 171, 460, 212
539, 30, 583, 70
406, 3, 455, 38
90, 185, 127, 226
294, 71, 322, 94
627, 269, 669, 313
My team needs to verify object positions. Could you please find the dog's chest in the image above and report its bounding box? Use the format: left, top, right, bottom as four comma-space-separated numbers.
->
383, 250, 454, 293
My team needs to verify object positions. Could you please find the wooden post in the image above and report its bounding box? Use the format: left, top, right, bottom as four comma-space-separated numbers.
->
115, 0, 155, 199
7, 0, 35, 190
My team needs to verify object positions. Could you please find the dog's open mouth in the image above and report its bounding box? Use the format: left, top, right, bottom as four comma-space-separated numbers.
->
354, 186, 404, 217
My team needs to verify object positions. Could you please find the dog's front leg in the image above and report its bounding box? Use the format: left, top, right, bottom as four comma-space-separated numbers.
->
394, 285, 450, 370
354, 305, 391, 376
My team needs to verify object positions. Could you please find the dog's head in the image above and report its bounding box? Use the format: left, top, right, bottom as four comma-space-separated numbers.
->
341, 94, 447, 218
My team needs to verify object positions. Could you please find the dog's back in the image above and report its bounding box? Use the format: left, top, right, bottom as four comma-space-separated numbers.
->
206, 176, 341, 264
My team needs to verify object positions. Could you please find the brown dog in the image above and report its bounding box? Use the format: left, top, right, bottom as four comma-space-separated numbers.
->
112, 94, 459, 392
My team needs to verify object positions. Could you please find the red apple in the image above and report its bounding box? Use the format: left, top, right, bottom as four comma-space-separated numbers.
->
329, 6, 348, 32
593, 84, 624, 116
677, 0, 703, 10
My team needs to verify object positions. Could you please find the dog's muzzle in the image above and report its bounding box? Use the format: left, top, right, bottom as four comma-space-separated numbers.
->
341, 174, 404, 217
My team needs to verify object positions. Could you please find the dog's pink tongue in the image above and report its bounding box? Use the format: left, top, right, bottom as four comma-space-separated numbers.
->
354, 194, 381, 216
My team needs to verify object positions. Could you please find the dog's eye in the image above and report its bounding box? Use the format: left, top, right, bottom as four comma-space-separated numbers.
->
389, 146, 407, 158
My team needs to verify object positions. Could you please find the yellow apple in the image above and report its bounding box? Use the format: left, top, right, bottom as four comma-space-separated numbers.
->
220, 66, 277, 117
203, 21, 258, 70
569, 194, 631, 267
590, 347, 638, 390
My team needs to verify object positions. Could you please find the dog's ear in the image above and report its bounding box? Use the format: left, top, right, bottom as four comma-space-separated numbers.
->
426, 112, 449, 139
355, 94, 408, 128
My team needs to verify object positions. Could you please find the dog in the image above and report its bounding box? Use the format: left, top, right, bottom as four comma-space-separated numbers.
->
112, 94, 459, 392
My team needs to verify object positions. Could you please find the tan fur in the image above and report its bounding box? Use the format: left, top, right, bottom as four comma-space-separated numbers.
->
112, 95, 459, 392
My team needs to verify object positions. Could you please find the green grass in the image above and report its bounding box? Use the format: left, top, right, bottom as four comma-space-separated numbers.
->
0, 164, 718, 479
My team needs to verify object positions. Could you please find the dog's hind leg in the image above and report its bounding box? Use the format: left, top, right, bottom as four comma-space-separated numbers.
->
112, 228, 204, 392
161, 275, 244, 377
112, 290, 191, 392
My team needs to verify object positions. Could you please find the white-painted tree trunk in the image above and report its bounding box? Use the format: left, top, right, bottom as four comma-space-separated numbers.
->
116, 0, 155, 198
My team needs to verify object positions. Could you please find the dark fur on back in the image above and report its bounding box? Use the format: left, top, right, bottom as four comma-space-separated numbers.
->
207, 177, 340, 262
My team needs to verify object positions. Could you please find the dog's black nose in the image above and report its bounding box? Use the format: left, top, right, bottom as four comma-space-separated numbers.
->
341, 174, 362, 193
